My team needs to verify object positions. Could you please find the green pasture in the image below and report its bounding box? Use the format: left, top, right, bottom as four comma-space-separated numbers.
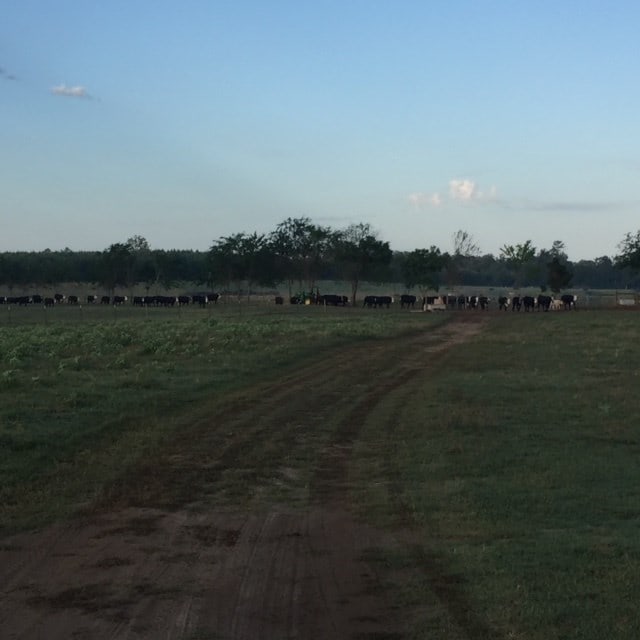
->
353, 310, 640, 639
0, 303, 440, 532
2, 305, 640, 638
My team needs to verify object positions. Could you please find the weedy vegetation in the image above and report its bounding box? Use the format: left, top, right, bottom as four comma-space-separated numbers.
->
353, 310, 640, 639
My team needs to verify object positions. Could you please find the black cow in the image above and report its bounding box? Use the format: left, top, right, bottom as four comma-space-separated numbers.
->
87, 295, 97, 304
290, 295, 303, 304
498, 296, 510, 310
363, 295, 392, 308
275, 296, 284, 305
320, 294, 348, 306
206, 293, 220, 304
479, 296, 489, 310
44, 297, 55, 307
537, 295, 552, 311
32, 294, 43, 304
54, 293, 65, 304
511, 296, 522, 311
177, 295, 191, 306
561, 294, 577, 310
523, 296, 536, 311
192, 294, 208, 307
67, 295, 79, 305
446, 295, 457, 308
101, 296, 110, 304
133, 296, 144, 306
400, 294, 417, 309
457, 295, 466, 309
113, 295, 127, 305
8, 296, 31, 305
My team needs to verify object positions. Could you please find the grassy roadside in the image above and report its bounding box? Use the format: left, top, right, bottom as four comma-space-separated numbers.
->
353, 310, 640, 639
0, 306, 446, 534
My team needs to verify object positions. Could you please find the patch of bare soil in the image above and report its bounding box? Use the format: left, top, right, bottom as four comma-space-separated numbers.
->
0, 314, 487, 639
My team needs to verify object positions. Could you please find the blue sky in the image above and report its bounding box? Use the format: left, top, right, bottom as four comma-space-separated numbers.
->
2, 1, 639, 260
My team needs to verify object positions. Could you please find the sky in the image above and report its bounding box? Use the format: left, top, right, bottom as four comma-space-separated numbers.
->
2, 1, 639, 261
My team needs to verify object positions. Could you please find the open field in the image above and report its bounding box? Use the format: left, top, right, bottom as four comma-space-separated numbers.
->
1, 306, 640, 638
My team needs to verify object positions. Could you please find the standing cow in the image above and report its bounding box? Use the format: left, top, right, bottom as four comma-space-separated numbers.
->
320, 294, 348, 306
537, 295, 553, 311
363, 295, 392, 308
400, 294, 417, 309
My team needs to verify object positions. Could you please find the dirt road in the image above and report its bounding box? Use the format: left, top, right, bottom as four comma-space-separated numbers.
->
0, 314, 486, 639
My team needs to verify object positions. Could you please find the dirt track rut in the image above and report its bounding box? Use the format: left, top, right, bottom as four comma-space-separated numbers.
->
0, 315, 486, 639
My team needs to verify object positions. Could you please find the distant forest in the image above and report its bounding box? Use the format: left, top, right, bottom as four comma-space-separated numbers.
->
1, 219, 638, 296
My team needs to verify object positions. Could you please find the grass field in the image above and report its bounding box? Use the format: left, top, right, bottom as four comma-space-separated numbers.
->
0, 303, 442, 532
1, 305, 639, 638
352, 310, 640, 638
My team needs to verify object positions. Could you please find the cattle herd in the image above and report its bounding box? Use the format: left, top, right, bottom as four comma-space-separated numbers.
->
0, 293, 221, 307
0, 291, 579, 312
286, 292, 578, 310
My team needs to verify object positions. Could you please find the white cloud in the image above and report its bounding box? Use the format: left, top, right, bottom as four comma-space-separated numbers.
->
449, 179, 497, 203
409, 179, 497, 209
449, 179, 477, 201
408, 192, 442, 207
51, 84, 91, 98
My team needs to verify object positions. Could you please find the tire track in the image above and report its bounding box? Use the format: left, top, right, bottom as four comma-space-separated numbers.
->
0, 314, 491, 640
305, 314, 501, 639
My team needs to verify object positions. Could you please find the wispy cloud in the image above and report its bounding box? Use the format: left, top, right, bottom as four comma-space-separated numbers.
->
51, 84, 92, 99
408, 192, 442, 207
408, 178, 497, 209
521, 200, 619, 212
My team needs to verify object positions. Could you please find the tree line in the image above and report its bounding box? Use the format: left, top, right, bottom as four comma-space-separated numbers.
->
1, 220, 640, 303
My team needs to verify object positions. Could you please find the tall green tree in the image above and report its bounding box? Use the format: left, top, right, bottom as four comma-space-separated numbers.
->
209, 234, 246, 295
209, 232, 275, 299
615, 230, 640, 272
269, 217, 332, 295
101, 242, 135, 293
99, 236, 153, 293
500, 240, 536, 287
333, 223, 392, 305
401, 247, 448, 293
546, 257, 573, 293
549, 240, 568, 260
0, 253, 29, 292
447, 230, 480, 287
125, 236, 158, 291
